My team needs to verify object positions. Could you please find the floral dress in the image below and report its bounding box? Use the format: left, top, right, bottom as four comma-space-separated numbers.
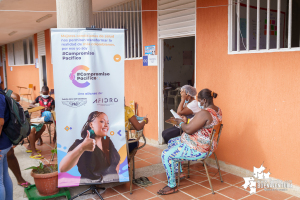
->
161, 107, 222, 188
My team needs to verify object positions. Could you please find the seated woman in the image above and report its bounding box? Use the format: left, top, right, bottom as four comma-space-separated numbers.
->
158, 89, 222, 195
162, 85, 201, 144
59, 111, 120, 183
124, 104, 148, 152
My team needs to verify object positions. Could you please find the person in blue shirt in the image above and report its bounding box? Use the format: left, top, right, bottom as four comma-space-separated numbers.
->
0, 91, 13, 200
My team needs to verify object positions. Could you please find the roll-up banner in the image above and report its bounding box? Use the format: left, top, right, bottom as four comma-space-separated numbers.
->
51, 28, 128, 187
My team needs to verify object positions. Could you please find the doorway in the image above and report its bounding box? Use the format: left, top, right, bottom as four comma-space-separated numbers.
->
41, 56, 47, 86
3, 59, 7, 89
159, 36, 195, 143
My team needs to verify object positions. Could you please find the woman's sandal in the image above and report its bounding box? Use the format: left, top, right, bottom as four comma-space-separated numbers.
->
18, 182, 31, 188
157, 185, 178, 195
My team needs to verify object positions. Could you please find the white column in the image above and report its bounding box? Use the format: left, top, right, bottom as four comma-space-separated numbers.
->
56, 0, 93, 28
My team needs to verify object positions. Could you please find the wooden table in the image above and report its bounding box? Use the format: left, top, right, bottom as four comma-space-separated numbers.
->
27, 106, 45, 113
16, 86, 28, 95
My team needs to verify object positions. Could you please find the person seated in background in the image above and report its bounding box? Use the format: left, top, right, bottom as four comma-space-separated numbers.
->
162, 85, 201, 144
124, 103, 148, 153
29, 86, 55, 146
7, 93, 31, 188
27, 86, 54, 159
158, 89, 222, 195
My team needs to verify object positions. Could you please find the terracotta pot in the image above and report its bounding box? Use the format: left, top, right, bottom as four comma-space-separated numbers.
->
31, 165, 59, 196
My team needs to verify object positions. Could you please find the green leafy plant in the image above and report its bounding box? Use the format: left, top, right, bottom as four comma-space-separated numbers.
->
51, 146, 57, 162
25, 162, 58, 174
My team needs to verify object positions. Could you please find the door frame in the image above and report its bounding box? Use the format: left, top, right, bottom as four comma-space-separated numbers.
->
39, 55, 46, 89
2, 59, 7, 89
157, 35, 196, 144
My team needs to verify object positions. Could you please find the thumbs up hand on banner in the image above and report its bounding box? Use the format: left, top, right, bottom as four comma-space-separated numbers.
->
82, 131, 96, 152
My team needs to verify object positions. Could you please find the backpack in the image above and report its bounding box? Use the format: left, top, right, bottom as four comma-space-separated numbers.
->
0, 90, 31, 145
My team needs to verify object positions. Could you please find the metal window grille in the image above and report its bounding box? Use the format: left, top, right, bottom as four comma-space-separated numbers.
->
93, 0, 142, 59
229, 0, 300, 54
7, 36, 35, 66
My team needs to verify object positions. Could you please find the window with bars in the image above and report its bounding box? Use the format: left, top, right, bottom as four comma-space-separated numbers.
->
229, 0, 300, 53
7, 36, 35, 65
93, 0, 142, 59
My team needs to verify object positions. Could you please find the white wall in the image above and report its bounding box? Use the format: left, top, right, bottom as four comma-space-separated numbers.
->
163, 36, 194, 87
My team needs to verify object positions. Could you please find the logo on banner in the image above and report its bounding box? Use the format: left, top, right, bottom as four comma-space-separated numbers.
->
69, 65, 90, 88
69, 65, 110, 88
62, 98, 87, 108
93, 98, 119, 105
113, 54, 121, 62
64, 126, 72, 131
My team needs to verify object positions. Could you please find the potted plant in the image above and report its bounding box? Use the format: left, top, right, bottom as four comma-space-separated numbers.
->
26, 162, 59, 196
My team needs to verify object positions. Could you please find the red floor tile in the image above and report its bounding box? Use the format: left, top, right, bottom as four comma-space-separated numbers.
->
136, 149, 147, 155
199, 179, 231, 191
176, 178, 195, 188
123, 188, 156, 200
135, 152, 158, 160
189, 162, 205, 171
113, 182, 141, 194
134, 160, 152, 169
145, 176, 163, 185
198, 193, 232, 200
217, 186, 250, 199
142, 145, 161, 152
258, 190, 292, 200
150, 148, 164, 155
152, 173, 168, 182
159, 191, 194, 200
103, 194, 128, 200
144, 182, 168, 194
215, 173, 244, 185
185, 172, 211, 183
180, 184, 212, 198
146, 197, 163, 200
101, 188, 120, 198
242, 194, 270, 200
287, 196, 300, 200
145, 156, 162, 165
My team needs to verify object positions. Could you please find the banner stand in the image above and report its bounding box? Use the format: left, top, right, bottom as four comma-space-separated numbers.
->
66, 26, 105, 200
52, 26, 128, 199
70, 185, 105, 200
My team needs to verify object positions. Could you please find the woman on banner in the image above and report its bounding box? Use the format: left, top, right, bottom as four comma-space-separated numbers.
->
59, 111, 120, 183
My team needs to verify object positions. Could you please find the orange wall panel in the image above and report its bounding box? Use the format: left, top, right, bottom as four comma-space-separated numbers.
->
123, 0, 159, 140
45, 29, 54, 91
197, 0, 300, 186
124, 59, 158, 140
142, 0, 157, 49
5, 41, 40, 100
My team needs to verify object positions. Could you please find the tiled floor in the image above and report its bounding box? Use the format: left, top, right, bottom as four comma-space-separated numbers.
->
21, 101, 57, 165
19, 101, 299, 200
